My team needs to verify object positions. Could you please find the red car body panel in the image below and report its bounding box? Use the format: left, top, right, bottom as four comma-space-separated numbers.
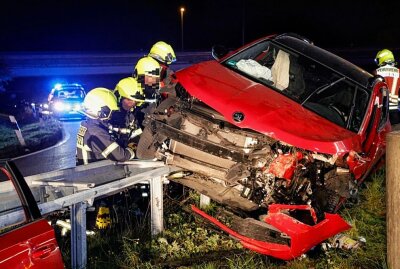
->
0, 164, 64, 269
192, 204, 351, 260
176, 61, 362, 155
0, 220, 64, 269
350, 80, 391, 180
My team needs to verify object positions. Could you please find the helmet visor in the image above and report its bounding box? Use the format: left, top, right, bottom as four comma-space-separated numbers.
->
166, 52, 176, 63
130, 91, 146, 102
98, 106, 113, 120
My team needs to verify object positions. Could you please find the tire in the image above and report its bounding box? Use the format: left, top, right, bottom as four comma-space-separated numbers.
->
315, 187, 341, 215
324, 189, 341, 213
136, 126, 158, 159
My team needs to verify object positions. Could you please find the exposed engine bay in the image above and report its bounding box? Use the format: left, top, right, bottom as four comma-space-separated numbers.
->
137, 94, 358, 220
136, 90, 362, 259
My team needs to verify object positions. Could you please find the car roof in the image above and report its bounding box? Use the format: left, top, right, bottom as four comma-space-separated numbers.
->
54, 84, 85, 92
272, 35, 373, 89
58, 84, 84, 89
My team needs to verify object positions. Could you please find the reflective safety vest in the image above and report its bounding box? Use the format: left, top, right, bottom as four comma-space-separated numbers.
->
76, 119, 135, 165
376, 64, 400, 110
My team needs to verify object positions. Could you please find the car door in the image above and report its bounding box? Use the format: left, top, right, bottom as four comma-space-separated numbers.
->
355, 80, 391, 180
0, 161, 64, 269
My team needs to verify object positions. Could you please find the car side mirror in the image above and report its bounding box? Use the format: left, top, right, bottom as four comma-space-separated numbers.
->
212, 45, 229, 60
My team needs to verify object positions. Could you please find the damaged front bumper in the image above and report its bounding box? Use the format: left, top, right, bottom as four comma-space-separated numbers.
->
191, 204, 351, 260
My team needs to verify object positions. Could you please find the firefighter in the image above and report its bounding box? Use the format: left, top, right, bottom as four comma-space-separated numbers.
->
148, 41, 177, 94
111, 77, 144, 147
133, 56, 161, 99
76, 87, 136, 165
374, 49, 400, 119
132, 56, 162, 122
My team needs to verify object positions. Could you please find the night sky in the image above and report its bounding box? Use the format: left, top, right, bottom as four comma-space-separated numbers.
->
1, 0, 399, 52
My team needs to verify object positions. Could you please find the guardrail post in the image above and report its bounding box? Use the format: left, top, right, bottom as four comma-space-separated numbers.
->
71, 201, 87, 269
150, 176, 163, 235
386, 131, 400, 269
200, 194, 210, 208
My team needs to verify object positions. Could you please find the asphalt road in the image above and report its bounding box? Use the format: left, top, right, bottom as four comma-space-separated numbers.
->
13, 120, 81, 177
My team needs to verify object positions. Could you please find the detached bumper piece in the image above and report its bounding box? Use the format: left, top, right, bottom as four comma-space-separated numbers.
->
191, 204, 351, 260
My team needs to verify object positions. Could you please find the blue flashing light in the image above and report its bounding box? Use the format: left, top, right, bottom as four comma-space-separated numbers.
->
54, 83, 62, 90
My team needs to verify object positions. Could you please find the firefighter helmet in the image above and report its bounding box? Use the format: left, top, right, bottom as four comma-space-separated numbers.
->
114, 77, 145, 105
133, 56, 161, 78
95, 201, 111, 229
82, 87, 118, 120
375, 49, 395, 66
149, 41, 177, 65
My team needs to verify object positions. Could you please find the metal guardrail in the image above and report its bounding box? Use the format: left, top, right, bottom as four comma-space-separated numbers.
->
0, 159, 170, 269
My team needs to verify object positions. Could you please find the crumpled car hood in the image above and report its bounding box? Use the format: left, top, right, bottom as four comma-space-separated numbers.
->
176, 60, 361, 155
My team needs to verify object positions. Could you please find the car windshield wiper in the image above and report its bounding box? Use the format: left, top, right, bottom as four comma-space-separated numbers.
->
301, 76, 346, 105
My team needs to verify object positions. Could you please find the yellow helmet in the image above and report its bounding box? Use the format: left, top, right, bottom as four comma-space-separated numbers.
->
149, 41, 177, 65
133, 56, 161, 77
82, 87, 118, 120
375, 49, 395, 66
114, 77, 145, 105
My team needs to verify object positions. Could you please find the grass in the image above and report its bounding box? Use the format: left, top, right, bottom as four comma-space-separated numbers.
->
55, 172, 387, 269
0, 117, 62, 159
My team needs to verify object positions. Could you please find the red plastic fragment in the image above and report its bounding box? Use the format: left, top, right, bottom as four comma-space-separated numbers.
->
191, 203, 351, 260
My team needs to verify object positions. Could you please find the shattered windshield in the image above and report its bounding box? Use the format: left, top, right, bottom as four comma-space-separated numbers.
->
222, 39, 370, 132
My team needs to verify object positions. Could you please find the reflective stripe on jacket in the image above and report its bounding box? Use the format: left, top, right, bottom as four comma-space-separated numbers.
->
376, 65, 400, 110
76, 119, 135, 165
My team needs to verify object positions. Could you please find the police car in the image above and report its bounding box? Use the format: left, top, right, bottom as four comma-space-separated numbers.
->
46, 83, 86, 120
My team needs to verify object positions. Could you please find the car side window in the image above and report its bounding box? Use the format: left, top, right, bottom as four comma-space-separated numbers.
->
0, 166, 26, 234
57, 91, 66, 98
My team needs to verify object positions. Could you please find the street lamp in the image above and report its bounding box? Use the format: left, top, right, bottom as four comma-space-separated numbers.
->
180, 7, 185, 51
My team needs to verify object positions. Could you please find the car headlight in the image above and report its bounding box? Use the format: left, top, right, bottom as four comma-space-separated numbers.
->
74, 104, 81, 111
54, 101, 65, 111
65, 104, 72, 110
43, 103, 49, 109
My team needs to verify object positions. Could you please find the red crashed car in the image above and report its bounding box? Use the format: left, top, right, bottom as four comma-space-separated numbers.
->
0, 161, 64, 269
137, 33, 390, 260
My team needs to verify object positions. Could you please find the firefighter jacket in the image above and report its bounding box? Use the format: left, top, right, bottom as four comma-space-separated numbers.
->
76, 118, 135, 165
109, 108, 138, 147
376, 64, 400, 110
